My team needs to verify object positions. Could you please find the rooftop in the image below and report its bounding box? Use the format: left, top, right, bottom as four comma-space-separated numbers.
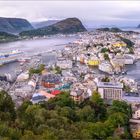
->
122, 96, 140, 103
97, 82, 123, 88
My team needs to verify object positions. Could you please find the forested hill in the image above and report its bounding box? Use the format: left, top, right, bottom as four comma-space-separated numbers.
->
0, 31, 18, 43
0, 17, 33, 34
0, 90, 132, 139
20, 18, 87, 37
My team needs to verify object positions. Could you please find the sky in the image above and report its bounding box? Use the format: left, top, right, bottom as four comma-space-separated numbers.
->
0, 1, 140, 28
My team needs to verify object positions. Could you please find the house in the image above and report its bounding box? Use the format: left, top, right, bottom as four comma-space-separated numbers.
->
31, 90, 55, 104
70, 81, 95, 103
70, 83, 86, 103
130, 119, 140, 139
87, 60, 100, 66
97, 82, 123, 100
133, 109, 140, 119
28, 80, 36, 88
31, 93, 47, 104
17, 72, 29, 82
70, 88, 85, 103
99, 61, 114, 74
112, 42, 126, 48
41, 74, 61, 88
51, 90, 61, 96
114, 55, 134, 65
56, 60, 72, 69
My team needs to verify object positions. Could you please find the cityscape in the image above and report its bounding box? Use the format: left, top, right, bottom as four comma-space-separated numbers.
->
1, 1, 140, 139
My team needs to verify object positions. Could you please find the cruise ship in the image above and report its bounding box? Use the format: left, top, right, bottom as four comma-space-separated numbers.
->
0, 50, 23, 66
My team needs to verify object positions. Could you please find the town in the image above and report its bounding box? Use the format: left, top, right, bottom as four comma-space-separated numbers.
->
1, 30, 140, 139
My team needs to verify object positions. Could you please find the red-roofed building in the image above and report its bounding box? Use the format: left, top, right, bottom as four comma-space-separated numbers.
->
51, 90, 61, 96
39, 90, 55, 99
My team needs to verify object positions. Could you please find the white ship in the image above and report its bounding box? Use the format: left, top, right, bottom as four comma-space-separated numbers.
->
0, 50, 23, 66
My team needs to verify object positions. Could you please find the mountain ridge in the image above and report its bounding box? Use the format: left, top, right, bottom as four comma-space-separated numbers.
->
0, 17, 33, 34
20, 18, 87, 36
32, 20, 60, 29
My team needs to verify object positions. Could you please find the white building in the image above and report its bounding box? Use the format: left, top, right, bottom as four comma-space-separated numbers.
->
97, 82, 123, 100
114, 55, 134, 65
133, 109, 140, 119
56, 60, 72, 69
99, 61, 113, 74
17, 72, 29, 82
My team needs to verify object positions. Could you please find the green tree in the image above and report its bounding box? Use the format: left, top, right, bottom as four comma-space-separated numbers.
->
104, 53, 110, 60
47, 91, 75, 108
108, 112, 128, 128
55, 66, 62, 74
17, 100, 32, 120
87, 122, 108, 139
101, 48, 109, 53
41, 130, 58, 140
0, 90, 16, 121
21, 130, 40, 140
101, 76, 110, 82
21, 104, 47, 130
108, 100, 131, 118
90, 91, 107, 120
29, 64, 45, 75
76, 105, 95, 122
90, 91, 104, 106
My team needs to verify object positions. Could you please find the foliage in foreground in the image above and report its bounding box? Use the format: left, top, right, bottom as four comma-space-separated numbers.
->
0, 90, 132, 140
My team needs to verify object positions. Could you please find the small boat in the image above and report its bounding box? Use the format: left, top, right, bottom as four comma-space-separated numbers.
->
20, 62, 24, 66
18, 57, 31, 63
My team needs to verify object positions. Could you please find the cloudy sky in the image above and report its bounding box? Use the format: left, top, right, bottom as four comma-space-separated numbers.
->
0, 1, 140, 27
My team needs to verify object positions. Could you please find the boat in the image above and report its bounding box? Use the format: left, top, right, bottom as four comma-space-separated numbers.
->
18, 57, 31, 63
0, 50, 23, 65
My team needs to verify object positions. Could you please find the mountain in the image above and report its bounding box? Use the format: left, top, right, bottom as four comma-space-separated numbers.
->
0, 17, 33, 34
96, 27, 122, 32
20, 18, 87, 37
32, 20, 60, 29
137, 24, 140, 28
0, 31, 18, 43
96, 27, 138, 34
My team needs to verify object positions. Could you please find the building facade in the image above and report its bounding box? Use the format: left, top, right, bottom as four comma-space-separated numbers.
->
97, 82, 123, 100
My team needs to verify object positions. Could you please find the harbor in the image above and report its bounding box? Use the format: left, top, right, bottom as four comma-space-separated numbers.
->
0, 36, 77, 74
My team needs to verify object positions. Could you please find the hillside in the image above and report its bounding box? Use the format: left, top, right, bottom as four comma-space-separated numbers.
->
0, 90, 132, 139
96, 27, 122, 32
20, 18, 87, 36
32, 20, 60, 29
0, 31, 18, 43
0, 17, 33, 34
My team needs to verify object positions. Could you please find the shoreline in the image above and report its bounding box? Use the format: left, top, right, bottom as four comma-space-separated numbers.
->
0, 33, 80, 44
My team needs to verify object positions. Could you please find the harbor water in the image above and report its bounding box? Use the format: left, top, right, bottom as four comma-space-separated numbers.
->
0, 36, 77, 75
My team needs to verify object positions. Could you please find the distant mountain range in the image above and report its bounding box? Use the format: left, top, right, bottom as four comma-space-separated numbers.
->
1, 16, 140, 43
32, 20, 60, 29
20, 18, 87, 37
96, 27, 122, 32
0, 17, 87, 42
0, 17, 33, 34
